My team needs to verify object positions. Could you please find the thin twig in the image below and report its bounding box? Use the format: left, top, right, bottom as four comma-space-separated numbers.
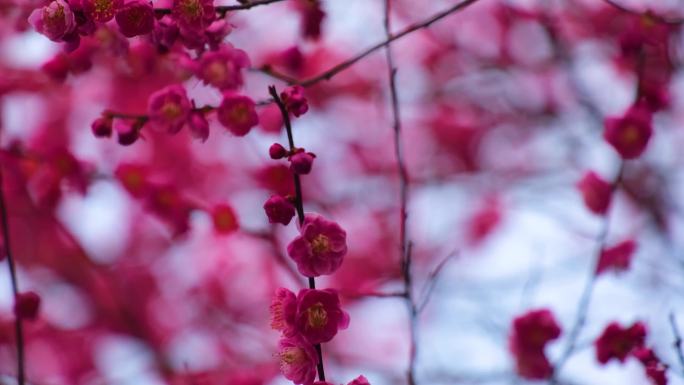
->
417, 251, 457, 314
0, 169, 26, 385
266, 0, 484, 88
267, 85, 326, 382
669, 313, 684, 373
153, 0, 287, 17
600, 0, 684, 24
550, 163, 624, 383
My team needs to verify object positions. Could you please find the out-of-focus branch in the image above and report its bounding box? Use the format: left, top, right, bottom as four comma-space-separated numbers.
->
669, 313, 684, 374
153, 0, 287, 17
550, 163, 625, 383
417, 251, 457, 313
0, 168, 26, 385
260, 0, 484, 88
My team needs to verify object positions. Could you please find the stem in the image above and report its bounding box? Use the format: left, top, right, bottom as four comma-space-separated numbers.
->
550, 163, 624, 382
0, 168, 26, 385
264, 0, 483, 88
669, 313, 684, 373
267, 85, 326, 382
153, 0, 287, 17
382, 2, 416, 384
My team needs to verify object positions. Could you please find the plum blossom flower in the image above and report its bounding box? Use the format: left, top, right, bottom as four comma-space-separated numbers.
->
277, 336, 318, 385
633, 347, 668, 385
271, 288, 298, 335
29, 0, 76, 42
217, 93, 258, 136
287, 214, 347, 277
604, 103, 653, 159
196, 44, 250, 90
509, 309, 561, 380
147, 84, 191, 133
595, 321, 647, 364
289, 150, 315, 175
211, 204, 239, 234
295, 289, 349, 344
577, 171, 612, 216
172, 0, 215, 32
596, 239, 637, 275
281, 85, 309, 117
347, 376, 371, 385
188, 110, 209, 142
115, 0, 154, 38
264, 195, 296, 226
83, 0, 123, 23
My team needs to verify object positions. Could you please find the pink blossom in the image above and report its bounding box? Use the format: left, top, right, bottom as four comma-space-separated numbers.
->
604, 103, 653, 159
277, 336, 318, 385
211, 204, 239, 234
115, 119, 142, 146
83, 0, 123, 23
287, 214, 347, 277
595, 321, 647, 364
172, 0, 215, 32
188, 110, 210, 142
347, 376, 370, 385
29, 0, 76, 42
147, 85, 191, 133
577, 171, 612, 216
217, 93, 258, 136
295, 289, 349, 344
115, 0, 154, 38
281, 85, 309, 117
270, 287, 297, 335
264, 195, 296, 226
509, 309, 561, 380
196, 44, 250, 90
596, 239, 637, 275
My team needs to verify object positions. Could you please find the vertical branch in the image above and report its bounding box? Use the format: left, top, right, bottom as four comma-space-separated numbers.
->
551, 163, 624, 382
669, 313, 684, 373
267, 85, 325, 382
382, 2, 416, 385
0, 168, 26, 385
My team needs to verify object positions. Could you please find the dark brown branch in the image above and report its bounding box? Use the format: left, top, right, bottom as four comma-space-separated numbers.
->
261, 0, 484, 88
267, 85, 326, 382
0, 169, 26, 385
153, 0, 287, 17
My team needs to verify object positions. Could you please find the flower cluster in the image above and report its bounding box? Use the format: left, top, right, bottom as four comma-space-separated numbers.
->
595, 321, 667, 385
596, 239, 637, 275
604, 103, 653, 160
508, 308, 562, 380
577, 171, 612, 216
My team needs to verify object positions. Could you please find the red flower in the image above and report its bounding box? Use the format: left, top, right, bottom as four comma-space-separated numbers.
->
596, 239, 637, 275
295, 288, 349, 344
577, 171, 612, 215
211, 204, 239, 234
287, 214, 348, 277
196, 44, 250, 91
509, 309, 561, 380
264, 195, 296, 226
277, 335, 318, 385
115, 0, 155, 38
83, 0, 123, 23
14, 292, 41, 320
217, 93, 258, 136
29, 0, 76, 42
604, 103, 653, 159
147, 84, 192, 133
595, 321, 646, 364
281, 85, 309, 117
172, 0, 215, 32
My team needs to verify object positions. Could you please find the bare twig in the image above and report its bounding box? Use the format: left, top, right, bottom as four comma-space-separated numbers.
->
0, 169, 26, 385
154, 0, 287, 17
417, 251, 457, 313
669, 313, 684, 373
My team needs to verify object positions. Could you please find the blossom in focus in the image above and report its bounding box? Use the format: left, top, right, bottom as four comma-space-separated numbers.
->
287, 214, 347, 277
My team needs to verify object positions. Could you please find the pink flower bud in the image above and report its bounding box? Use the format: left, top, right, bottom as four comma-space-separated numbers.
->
91, 116, 113, 137
188, 111, 209, 142
269, 143, 288, 159
289, 150, 315, 175
281, 85, 309, 117
263, 195, 296, 225
116, 119, 142, 146
596, 239, 637, 275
